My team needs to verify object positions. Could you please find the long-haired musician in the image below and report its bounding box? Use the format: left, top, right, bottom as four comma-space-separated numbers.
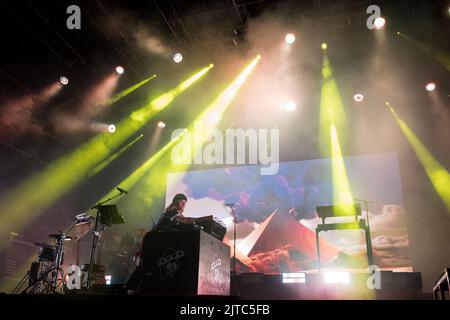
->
126, 193, 192, 293
154, 193, 196, 229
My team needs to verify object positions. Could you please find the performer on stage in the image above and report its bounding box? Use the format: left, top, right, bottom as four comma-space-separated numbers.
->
126, 193, 193, 293
154, 193, 196, 230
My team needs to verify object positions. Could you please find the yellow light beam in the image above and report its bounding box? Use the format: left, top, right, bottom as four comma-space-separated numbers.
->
88, 134, 144, 178
388, 104, 450, 211
97, 56, 260, 213
138, 55, 261, 207
319, 54, 348, 157
319, 53, 354, 208
107, 74, 157, 106
97, 132, 185, 204
330, 120, 356, 215
0, 65, 213, 248
397, 32, 450, 72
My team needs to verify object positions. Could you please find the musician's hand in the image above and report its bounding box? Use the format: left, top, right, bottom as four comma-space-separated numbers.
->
174, 215, 188, 223
176, 216, 194, 224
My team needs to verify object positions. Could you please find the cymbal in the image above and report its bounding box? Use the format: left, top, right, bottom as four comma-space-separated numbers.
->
48, 234, 72, 241
34, 242, 54, 248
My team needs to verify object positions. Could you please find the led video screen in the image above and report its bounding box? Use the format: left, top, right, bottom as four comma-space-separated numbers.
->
166, 153, 412, 273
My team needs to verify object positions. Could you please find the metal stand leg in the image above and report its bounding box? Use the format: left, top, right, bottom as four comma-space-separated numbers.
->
365, 227, 374, 266
316, 230, 321, 273
440, 284, 446, 300
12, 271, 30, 294
87, 211, 100, 289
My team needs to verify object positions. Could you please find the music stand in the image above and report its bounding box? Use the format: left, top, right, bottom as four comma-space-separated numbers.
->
99, 205, 125, 226
87, 194, 126, 289
315, 203, 373, 272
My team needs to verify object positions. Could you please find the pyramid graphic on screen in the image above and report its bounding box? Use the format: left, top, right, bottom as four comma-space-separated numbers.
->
237, 209, 338, 262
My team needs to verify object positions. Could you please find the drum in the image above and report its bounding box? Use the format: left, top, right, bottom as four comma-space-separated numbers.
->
38, 246, 55, 262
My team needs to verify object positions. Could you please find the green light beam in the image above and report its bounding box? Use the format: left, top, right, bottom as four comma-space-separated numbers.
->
0, 65, 213, 247
389, 105, 450, 211
397, 32, 450, 72
107, 74, 157, 106
88, 134, 144, 178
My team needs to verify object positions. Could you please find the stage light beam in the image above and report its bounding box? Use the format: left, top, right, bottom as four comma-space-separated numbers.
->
137, 55, 261, 207
107, 74, 157, 106
319, 54, 349, 156
330, 121, 356, 211
319, 53, 355, 216
89, 134, 144, 178
0, 65, 213, 247
95, 56, 261, 211
397, 32, 450, 72
388, 106, 450, 211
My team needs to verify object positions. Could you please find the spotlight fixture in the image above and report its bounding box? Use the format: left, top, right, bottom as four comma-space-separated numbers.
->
60, 76, 69, 85
425, 82, 436, 92
321, 43, 327, 50
285, 33, 296, 44
115, 66, 124, 75
108, 124, 116, 133
285, 101, 296, 111
353, 93, 364, 102
374, 17, 386, 29
173, 53, 183, 63
157, 121, 166, 128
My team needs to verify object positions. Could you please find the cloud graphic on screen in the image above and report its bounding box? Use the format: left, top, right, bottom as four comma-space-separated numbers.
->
371, 234, 410, 267
369, 205, 408, 236
182, 161, 331, 222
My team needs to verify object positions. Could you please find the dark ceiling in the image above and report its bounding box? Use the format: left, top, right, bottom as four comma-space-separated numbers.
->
1, 0, 447, 96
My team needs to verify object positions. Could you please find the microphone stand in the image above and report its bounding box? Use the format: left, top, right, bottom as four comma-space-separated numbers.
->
353, 198, 374, 266
86, 190, 125, 289
226, 204, 239, 296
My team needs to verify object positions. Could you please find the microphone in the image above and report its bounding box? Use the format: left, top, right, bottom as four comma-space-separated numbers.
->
225, 203, 235, 207
117, 187, 129, 194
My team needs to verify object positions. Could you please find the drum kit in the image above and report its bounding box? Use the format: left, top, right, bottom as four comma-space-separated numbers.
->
11, 188, 144, 294
12, 232, 72, 294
